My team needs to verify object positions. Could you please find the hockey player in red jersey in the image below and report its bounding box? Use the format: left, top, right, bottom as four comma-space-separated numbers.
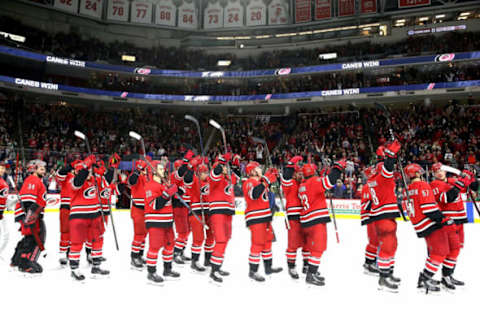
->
430, 162, 478, 289
0, 162, 9, 221
55, 160, 79, 266
11, 160, 47, 273
144, 160, 181, 284
183, 156, 214, 272
242, 161, 283, 282
280, 155, 309, 279
171, 156, 192, 264
403, 163, 469, 293
207, 153, 241, 283
364, 140, 402, 292
128, 159, 149, 269
298, 159, 346, 286
360, 166, 380, 276
68, 155, 109, 281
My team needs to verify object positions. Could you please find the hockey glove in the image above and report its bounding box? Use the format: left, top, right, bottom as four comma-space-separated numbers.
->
333, 159, 347, 171
163, 184, 178, 198
183, 150, 195, 162
232, 154, 241, 167
385, 140, 401, 158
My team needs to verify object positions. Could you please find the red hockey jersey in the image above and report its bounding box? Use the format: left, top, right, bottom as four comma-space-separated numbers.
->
281, 174, 303, 221
366, 165, 400, 222
70, 175, 101, 220
0, 178, 9, 212
144, 179, 173, 228
56, 171, 74, 209
185, 174, 209, 215
298, 175, 334, 227
128, 172, 147, 209
430, 179, 467, 224
407, 180, 443, 238
208, 168, 238, 216
360, 183, 372, 226
242, 177, 272, 227
14, 174, 47, 222
171, 171, 190, 204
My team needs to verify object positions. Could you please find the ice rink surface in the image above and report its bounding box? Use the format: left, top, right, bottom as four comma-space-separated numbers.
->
1, 211, 478, 316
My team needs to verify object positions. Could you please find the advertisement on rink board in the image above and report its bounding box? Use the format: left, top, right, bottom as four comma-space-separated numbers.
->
5, 194, 479, 223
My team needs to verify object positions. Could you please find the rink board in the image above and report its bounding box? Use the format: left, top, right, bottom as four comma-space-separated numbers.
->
5, 194, 479, 223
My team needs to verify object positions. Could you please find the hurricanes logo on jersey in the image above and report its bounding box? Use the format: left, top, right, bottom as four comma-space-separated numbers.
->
224, 184, 233, 195
262, 191, 269, 202
83, 187, 97, 199
0, 188, 8, 198
100, 188, 111, 200
201, 184, 209, 196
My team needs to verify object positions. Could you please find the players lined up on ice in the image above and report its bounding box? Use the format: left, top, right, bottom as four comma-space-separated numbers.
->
0, 139, 477, 292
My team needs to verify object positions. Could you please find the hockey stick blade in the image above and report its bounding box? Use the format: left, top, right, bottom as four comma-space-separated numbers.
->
185, 115, 199, 124
251, 136, 266, 145
74, 130, 86, 140
440, 165, 463, 176
129, 131, 142, 140
209, 119, 222, 131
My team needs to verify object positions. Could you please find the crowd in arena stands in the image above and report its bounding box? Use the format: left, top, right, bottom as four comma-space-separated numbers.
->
0, 96, 479, 200
1, 15, 480, 71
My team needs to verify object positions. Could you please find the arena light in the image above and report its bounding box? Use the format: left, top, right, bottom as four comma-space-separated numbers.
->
419, 17, 429, 22
395, 19, 406, 23
0, 31, 26, 43
217, 60, 231, 67
298, 31, 313, 35
435, 14, 446, 19
255, 35, 271, 39
275, 32, 297, 37
458, 16, 468, 20
459, 12, 471, 16
318, 53, 337, 60
121, 55, 136, 62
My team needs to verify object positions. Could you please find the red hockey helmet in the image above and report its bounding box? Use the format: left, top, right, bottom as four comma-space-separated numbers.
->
71, 159, 82, 169
376, 145, 385, 160
431, 162, 443, 173
302, 163, 317, 178
197, 164, 209, 174
363, 166, 376, 179
404, 163, 424, 178
174, 159, 183, 170
246, 161, 260, 175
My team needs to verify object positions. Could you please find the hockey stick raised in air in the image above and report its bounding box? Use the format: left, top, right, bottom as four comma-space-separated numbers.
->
374, 103, 409, 222
129, 130, 208, 229
251, 136, 290, 230
75, 130, 119, 250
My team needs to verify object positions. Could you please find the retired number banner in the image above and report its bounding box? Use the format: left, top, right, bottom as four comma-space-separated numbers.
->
295, 0, 311, 23
79, 0, 103, 19
155, 0, 176, 27
224, 0, 244, 28
268, 0, 289, 25
54, 0, 79, 14
204, 1, 224, 29
246, 0, 266, 26
178, 0, 198, 29
315, 0, 331, 20
360, 0, 377, 14
398, 0, 431, 8
338, 0, 355, 17
131, 1, 153, 24
107, 0, 129, 22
